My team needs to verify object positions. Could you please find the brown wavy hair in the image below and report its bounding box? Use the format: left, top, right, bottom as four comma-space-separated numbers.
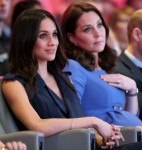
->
9, 9, 75, 92
61, 3, 117, 73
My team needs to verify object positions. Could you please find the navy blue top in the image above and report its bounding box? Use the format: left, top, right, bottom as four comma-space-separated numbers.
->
3, 70, 84, 130
64, 59, 142, 126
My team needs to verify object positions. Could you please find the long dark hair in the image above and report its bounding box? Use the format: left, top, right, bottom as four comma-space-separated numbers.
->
61, 3, 117, 73
9, 9, 69, 91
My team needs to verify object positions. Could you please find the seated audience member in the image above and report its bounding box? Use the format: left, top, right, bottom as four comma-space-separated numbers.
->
116, 9, 142, 120
126, 0, 142, 10
108, 6, 134, 54
0, 0, 10, 75
11, 0, 42, 33
0, 140, 26, 150
2, 8, 124, 150
61, 3, 142, 127
75, 0, 104, 13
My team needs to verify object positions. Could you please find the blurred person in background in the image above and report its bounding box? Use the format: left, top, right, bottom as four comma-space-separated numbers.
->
39, 0, 73, 22
0, 0, 10, 76
108, 6, 134, 54
116, 9, 142, 120
100, 0, 116, 22
2, 0, 22, 47
75, 0, 104, 13
11, 0, 42, 33
126, 0, 142, 10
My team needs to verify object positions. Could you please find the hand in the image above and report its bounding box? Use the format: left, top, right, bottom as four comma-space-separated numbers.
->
5, 141, 27, 150
110, 125, 124, 147
100, 73, 137, 93
96, 133, 117, 149
98, 125, 124, 149
136, 126, 142, 131
94, 118, 114, 143
111, 125, 124, 142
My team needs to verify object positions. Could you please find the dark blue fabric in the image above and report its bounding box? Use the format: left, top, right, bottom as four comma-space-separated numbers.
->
116, 52, 142, 120
3, 71, 85, 130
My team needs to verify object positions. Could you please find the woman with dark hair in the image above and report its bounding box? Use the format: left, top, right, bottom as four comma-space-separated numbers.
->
1, 9, 124, 150
62, 3, 142, 126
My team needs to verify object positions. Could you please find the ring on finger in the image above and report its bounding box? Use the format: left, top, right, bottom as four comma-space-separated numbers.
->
115, 80, 120, 84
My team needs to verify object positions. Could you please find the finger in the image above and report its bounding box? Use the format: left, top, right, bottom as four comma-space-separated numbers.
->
19, 142, 27, 150
17, 141, 26, 150
101, 145, 110, 149
111, 134, 125, 142
106, 141, 115, 146
101, 145, 114, 149
6, 141, 18, 150
111, 125, 121, 131
113, 130, 121, 135
0, 141, 5, 148
5, 142, 13, 150
105, 141, 115, 150
115, 139, 120, 147
103, 137, 108, 144
22, 143, 27, 150
113, 131, 125, 141
108, 82, 121, 87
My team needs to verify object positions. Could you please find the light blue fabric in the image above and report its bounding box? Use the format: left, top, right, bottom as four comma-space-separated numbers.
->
64, 59, 142, 126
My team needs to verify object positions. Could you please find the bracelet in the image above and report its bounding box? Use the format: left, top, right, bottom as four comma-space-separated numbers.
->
70, 118, 75, 130
126, 88, 139, 97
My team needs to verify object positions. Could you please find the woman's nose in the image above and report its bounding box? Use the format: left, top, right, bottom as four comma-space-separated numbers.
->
48, 37, 55, 46
93, 29, 100, 37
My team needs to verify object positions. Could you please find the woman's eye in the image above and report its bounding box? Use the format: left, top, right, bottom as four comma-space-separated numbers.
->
39, 34, 47, 39
98, 22, 103, 28
53, 32, 58, 38
83, 27, 92, 33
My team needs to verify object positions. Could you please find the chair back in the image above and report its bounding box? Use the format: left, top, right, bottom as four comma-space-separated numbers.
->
0, 79, 19, 134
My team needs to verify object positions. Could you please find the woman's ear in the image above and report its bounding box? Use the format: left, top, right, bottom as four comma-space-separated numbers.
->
132, 27, 142, 42
67, 33, 78, 45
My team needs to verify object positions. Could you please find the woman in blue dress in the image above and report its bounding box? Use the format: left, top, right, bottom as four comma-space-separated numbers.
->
61, 2, 142, 126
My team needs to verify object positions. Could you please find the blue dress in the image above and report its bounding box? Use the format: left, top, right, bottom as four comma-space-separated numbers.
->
64, 59, 142, 126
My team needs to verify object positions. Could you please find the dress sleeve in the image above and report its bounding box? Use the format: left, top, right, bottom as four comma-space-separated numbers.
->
3, 73, 26, 86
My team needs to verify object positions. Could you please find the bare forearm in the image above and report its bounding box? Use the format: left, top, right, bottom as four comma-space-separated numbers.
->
27, 117, 114, 138
30, 117, 95, 137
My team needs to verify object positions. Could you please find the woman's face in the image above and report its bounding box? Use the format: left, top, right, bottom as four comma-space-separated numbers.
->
0, 0, 10, 21
33, 17, 59, 63
115, 13, 130, 42
69, 11, 106, 54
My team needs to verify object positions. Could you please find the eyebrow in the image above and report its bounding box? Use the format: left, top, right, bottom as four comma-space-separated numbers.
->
38, 29, 57, 33
81, 19, 102, 28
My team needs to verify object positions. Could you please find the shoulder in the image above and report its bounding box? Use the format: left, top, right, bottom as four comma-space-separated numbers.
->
117, 52, 129, 63
67, 59, 81, 67
64, 59, 85, 73
3, 73, 27, 86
